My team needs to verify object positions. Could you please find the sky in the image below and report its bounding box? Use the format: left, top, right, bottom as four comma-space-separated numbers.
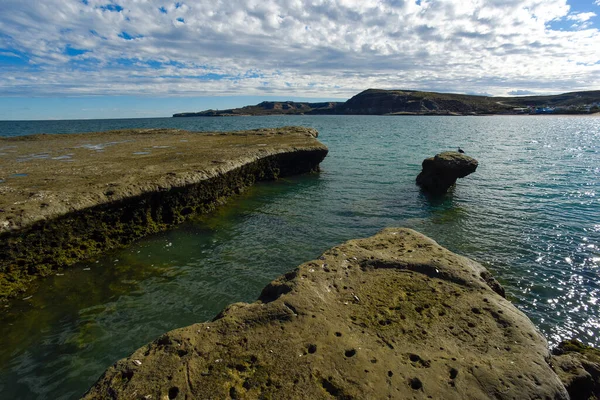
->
1, 0, 600, 120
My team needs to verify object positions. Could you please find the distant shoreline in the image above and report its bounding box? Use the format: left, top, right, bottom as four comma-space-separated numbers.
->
174, 111, 600, 118
173, 88, 600, 118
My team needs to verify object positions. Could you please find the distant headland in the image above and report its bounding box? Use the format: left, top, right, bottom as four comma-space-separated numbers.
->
173, 89, 600, 117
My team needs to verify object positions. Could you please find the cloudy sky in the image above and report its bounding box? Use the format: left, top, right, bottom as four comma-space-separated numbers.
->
1, 0, 600, 119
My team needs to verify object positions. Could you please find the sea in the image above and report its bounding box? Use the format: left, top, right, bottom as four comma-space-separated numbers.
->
0, 115, 599, 399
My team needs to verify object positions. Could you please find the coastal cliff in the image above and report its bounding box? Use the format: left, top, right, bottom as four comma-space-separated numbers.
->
84, 228, 570, 399
337, 89, 505, 115
0, 127, 328, 301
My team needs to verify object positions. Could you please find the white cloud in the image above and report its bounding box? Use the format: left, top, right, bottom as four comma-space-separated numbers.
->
0, 0, 599, 98
567, 12, 597, 22
0, 51, 20, 57
508, 90, 538, 96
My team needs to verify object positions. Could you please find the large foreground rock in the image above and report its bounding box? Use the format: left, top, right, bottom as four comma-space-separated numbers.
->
416, 151, 478, 194
84, 228, 568, 399
0, 127, 327, 301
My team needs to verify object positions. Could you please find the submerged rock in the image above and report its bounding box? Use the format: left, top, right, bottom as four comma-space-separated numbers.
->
416, 151, 478, 194
84, 228, 568, 399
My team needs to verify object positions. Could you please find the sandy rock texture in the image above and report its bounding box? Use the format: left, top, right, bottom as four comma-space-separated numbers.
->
416, 151, 478, 194
84, 228, 568, 400
0, 127, 328, 300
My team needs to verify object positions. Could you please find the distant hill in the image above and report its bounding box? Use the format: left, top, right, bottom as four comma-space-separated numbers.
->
336, 89, 504, 115
495, 91, 600, 108
173, 89, 600, 117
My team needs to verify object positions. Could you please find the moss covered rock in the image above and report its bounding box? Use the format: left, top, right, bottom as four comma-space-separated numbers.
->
0, 127, 327, 301
551, 339, 600, 399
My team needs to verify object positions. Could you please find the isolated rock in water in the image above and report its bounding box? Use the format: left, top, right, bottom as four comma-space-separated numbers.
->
84, 228, 568, 400
416, 151, 478, 194
550, 339, 600, 399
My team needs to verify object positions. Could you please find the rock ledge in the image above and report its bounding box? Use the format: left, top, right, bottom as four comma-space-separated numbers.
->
0, 127, 327, 300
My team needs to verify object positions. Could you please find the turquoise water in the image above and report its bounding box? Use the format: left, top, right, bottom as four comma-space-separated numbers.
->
0, 115, 599, 399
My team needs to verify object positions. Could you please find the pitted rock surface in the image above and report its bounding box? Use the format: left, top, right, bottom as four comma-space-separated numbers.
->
84, 228, 568, 399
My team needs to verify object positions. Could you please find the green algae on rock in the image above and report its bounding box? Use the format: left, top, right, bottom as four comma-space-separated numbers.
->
551, 339, 600, 399
83, 228, 569, 399
0, 127, 328, 301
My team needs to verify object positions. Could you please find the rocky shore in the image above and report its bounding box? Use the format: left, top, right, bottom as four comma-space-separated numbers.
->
0, 127, 328, 301
84, 228, 580, 399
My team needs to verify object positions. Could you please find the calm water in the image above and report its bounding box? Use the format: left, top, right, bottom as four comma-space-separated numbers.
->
1, 115, 599, 399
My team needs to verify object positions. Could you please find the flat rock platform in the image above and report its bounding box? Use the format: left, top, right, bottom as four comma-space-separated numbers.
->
0, 127, 328, 300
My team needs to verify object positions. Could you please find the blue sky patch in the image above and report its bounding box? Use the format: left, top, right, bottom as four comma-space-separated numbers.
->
65, 46, 89, 57
100, 4, 124, 12
177, 17, 185, 23
114, 58, 137, 66
118, 32, 143, 40
0, 46, 31, 66
0, 51, 29, 66
547, 0, 599, 31
113, 58, 183, 69
145, 60, 162, 69
162, 60, 191, 69
197, 73, 226, 80
159, 6, 167, 14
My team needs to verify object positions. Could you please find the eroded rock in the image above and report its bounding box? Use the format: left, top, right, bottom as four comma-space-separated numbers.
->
83, 228, 568, 399
551, 339, 600, 399
416, 151, 478, 194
